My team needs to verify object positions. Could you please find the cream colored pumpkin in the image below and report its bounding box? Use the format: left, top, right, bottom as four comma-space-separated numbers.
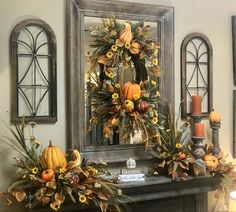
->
209, 110, 221, 123
41, 141, 67, 170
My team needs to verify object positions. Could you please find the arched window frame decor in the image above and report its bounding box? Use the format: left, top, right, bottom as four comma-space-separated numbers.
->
181, 32, 213, 120
11, 19, 57, 123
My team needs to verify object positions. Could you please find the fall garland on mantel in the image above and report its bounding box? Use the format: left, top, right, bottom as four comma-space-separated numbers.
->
0, 120, 127, 212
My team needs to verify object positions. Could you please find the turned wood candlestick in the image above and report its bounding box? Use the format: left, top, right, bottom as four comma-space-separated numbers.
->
210, 123, 221, 155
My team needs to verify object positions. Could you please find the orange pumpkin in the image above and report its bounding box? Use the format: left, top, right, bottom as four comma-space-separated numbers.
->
41, 141, 67, 171
123, 82, 141, 101
41, 169, 55, 182
177, 152, 186, 160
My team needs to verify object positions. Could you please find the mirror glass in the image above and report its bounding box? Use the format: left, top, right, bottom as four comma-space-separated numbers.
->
67, 0, 174, 162
83, 17, 160, 147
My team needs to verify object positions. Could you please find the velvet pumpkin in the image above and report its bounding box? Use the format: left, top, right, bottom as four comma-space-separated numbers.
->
123, 100, 134, 113
41, 141, 67, 170
204, 154, 219, 171
123, 82, 141, 101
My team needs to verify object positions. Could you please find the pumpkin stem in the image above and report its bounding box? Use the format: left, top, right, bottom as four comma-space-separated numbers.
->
49, 140, 53, 147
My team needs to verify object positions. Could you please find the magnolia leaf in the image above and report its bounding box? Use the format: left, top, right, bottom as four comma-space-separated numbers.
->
98, 200, 108, 212
15, 191, 26, 202
77, 184, 86, 190
8, 179, 28, 192
65, 186, 76, 203
55, 192, 65, 203
84, 177, 94, 184
84, 189, 93, 195
97, 192, 109, 201
158, 160, 166, 168
46, 180, 57, 190
41, 197, 50, 206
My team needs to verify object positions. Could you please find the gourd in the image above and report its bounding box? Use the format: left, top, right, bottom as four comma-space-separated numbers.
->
204, 154, 219, 171
123, 100, 134, 113
41, 141, 67, 170
119, 22, 132, 44
209, 110, 221, 123
123, 82, 141, 101
41, 169, 55, 182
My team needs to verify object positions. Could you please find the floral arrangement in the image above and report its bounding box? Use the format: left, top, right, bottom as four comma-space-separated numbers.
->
87, 17, 161, 145
150, 105, 233, 181
0, 121, 126, 211
150, 105, 195, 180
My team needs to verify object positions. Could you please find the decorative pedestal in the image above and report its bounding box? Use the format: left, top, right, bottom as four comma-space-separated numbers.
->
210, 123, 221, 155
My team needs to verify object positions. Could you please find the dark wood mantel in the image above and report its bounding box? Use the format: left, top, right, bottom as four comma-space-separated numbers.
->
29, 175, 221, 212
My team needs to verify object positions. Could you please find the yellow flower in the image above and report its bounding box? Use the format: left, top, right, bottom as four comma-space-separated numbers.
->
31, 167, 38, 175
112, 93, 119, 99
154, 48, 159, 56
111, 44, 118, 51
151, 80, 157, 85
152, 117, 158, 124
79, 194, 87, 203
152, 58, 158, 65
91, 168, 98, 175
50, 200, 61, 211
133, 94, 140, 101
156, 91, 161, 96
117, 189, 122, 196
114, 83, 120, 89
125, 43, 131, 49
176, 143, 182, 149
59, 167, 66, 174
106, 51, 113, 58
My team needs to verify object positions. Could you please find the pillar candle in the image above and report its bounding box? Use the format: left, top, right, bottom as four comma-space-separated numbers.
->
192, 95, 202, 115
194, 123, 205, 137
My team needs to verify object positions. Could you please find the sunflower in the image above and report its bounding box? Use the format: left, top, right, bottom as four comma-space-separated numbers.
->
31, 167, 38, 175
112, 93, 119, 100
79, 194, 87, 203
175, 143, 182, 149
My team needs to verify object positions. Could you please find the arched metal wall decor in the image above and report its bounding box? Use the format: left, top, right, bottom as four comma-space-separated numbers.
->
181, 32, 213, 119
11, 19, 57, 123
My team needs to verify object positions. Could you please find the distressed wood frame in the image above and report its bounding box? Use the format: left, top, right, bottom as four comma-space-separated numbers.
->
66, 0, 174, 163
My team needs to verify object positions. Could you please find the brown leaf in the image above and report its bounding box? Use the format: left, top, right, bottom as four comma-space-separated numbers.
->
15, 191, 26, 202
77, 184, 86, 190
98, 201, 108, 212
84, 189, 93, 195
41, 197, 50, 206
97, 192, 108, 201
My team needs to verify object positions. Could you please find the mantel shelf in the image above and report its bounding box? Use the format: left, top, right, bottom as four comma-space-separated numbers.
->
28, 175, 222, 212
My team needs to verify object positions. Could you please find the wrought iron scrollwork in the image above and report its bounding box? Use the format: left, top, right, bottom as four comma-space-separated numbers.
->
11, 19, 57, 123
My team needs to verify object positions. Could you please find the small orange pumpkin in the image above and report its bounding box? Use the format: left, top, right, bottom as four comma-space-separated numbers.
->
177, 152, 186, 160
41, 169, 55, 182
209, 110, 221, 123
204, 154, 219, 171
41, 141, 67, 171
123, 82, 141, 101
123, 100, 134, 113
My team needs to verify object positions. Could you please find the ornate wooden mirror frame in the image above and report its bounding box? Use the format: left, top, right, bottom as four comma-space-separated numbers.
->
66, 0, 174, 163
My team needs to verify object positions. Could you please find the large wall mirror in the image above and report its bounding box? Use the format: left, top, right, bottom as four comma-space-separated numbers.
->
66, 0, 174, 163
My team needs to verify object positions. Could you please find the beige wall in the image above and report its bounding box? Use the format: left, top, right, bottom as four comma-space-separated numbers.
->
0, 0, 235, 210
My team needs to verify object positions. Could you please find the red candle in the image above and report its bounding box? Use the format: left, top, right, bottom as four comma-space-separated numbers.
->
192, 95, 202, 114
194, 123, 205, 137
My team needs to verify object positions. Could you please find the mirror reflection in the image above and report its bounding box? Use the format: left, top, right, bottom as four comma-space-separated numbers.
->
83, 16, 161, 147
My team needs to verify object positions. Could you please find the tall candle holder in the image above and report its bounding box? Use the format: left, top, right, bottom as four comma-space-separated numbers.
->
210, 123, 221, 156
191, 114, 206, 164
